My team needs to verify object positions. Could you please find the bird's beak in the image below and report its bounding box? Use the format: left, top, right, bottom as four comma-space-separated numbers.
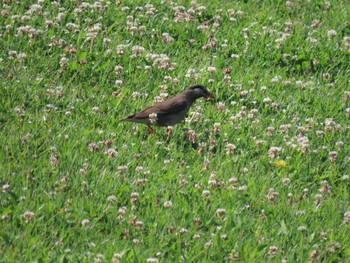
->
207, 93, 215, 100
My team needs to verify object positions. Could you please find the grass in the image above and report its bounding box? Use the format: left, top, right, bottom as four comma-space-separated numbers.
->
1, 0, 350, 262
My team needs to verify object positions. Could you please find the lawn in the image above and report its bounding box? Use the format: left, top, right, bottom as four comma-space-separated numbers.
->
1, 0, 350, 262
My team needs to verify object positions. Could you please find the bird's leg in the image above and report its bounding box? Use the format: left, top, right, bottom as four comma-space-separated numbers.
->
166, 126, 173, 143
146, 125, 154, 133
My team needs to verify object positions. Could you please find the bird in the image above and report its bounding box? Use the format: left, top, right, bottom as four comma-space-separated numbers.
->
121, 84, 214, 131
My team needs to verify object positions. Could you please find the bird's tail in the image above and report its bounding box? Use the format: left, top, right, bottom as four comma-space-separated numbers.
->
120, 115, 135, 122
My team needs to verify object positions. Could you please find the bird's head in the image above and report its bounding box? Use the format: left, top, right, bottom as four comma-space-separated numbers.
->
188, 85, 214, 100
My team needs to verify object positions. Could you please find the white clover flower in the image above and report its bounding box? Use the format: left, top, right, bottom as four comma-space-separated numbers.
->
81, 219, 90, 227
17, 52, 27, 62
228, 177, 238, 185
309, 37, 318, 45
297, 226, 307, 232
236, 10, 244, 16
8, 50, 17, 59
107, 195, 117, 203
263, 97, 272, 104
135, 220, 143, 230
268, 147, 282, 159
193, 234, 201, 240
204, 241, 213, 249
107, 148, 118, 158
115, 80, 123, 86
213, 123, 221, 128
197, 5, 207, 12
281, 178, 290, 185
149, 113, 158, 124
164, 201, 173, 208
343, 211, 350, 224
2, 183, 10, 193
59, 57, 69, 68
22, 211, 35, 223
146, 258, 159, 263
179, 228, 188, 234
207, 66, 217, 72
268, 246, 278, 256
226, 143, 236, 155
216, 208, 226, 217
122, 6, 130, 12
135, 166, 144, 172
329, 151, 338, 163
112, 253, 122, 262
286, 1, 294, 7
271, 76, 281, 83
202, 190, 211, 197
132, 45, 146, 54
327, 30, 337, 38
114, 65, 123, 75
131, 92, 141, 99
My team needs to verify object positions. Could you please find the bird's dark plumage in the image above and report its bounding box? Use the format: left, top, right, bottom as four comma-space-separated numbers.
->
121, 85, 214, 127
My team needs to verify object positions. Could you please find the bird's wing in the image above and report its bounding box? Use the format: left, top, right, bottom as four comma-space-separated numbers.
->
127, 98, 189, 120
156, 99, 189, 115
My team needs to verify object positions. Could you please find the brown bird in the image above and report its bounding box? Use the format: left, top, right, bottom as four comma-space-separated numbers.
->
121, 85, 214, 131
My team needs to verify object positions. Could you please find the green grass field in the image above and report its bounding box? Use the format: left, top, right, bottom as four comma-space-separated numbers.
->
1, 1, 350, 262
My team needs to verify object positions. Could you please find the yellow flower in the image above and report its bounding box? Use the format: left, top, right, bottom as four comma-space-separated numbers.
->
274, 160, 287, 167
